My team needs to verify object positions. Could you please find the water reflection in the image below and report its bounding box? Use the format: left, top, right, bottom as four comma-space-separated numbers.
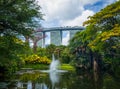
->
27, 81, 32, 89
17, 81, 23, 88
35, 83, 47, 89
16, 81, 32, 89
49, 71, 60, 89
16, 80, 48, 89
0, 70, 120, 89
15, 70, 61, 89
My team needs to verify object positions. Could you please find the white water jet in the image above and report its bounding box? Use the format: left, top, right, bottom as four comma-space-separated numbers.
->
40, 54, 67, 73
50, 54, 60, 72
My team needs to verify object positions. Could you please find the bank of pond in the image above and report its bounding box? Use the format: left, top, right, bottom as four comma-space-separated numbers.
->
0, 63, 120, 89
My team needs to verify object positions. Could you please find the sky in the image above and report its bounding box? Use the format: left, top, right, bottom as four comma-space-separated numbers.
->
37, 0, 117, 45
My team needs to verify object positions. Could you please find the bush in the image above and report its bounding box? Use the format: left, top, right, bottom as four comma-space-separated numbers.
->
25, 54, 51, 65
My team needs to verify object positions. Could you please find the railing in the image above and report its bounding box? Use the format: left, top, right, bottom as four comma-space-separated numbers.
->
35, 26, 85, 32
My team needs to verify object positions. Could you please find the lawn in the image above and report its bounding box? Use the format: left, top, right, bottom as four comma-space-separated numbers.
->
22, 64, 75, 71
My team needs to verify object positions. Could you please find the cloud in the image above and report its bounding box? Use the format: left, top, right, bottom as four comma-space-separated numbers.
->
37, 0, 99, 27
38, 0, 83, 21
37, 0, 116, 27
61, 10, 94, 26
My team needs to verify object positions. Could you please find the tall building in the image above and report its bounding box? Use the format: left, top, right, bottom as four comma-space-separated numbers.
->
50, 31, 62, 46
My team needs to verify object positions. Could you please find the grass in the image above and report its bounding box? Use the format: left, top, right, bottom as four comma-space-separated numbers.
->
22, 64, 75, 71
60, 64, 75, 71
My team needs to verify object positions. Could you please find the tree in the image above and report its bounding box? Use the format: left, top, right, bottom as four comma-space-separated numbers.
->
69, 1, 120, 73
83, 1, 120, 55
69, 30, 93, 70
83, 1, 120, 70
31, 28, 46, 53
60, 47, 72, 63
0, 0, 43, 74
46, 44, 56, 59
0, 0, 43, 36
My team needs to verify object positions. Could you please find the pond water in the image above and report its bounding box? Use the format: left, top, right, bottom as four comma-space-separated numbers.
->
0, 69, 120, 89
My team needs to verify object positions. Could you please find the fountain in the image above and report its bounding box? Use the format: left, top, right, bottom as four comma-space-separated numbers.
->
40, 54, 67, 73
50, 54, 60, 72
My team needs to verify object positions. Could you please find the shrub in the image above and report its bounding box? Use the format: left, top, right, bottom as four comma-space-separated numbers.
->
25, 54, 51, 65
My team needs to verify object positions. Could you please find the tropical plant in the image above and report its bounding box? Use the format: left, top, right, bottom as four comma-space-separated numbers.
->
24, 54, 51, 65
45, 44, 56, 59
83, 1, 120, 72
69, 1, 120, 73
0, 0, 43, 74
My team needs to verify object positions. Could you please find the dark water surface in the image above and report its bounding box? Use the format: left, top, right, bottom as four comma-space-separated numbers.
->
0, 70, 120, 89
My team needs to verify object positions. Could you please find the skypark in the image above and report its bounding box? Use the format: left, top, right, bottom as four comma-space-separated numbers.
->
34, 26, 85, 47
36, 26, 85, 32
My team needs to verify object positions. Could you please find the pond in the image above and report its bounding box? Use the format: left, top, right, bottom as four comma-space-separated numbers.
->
0, 69, 120, 89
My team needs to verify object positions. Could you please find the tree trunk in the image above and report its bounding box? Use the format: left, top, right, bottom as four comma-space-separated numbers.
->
33, 41, 37, 53
93, 58, 98, 73
89, 50, 93, 69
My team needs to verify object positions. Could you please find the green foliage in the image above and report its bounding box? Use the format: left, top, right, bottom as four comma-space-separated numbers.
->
103, 74, 120, 89
0, 0, 43, 35
0, 36, 28, 73
0, 0, 43, 74
60, 47, 72, 63
36, 45, 73, 64
69, 30, 92, 69
69, 1, 120, 73
45, 44, 56, 58
83, 1, 120, 61
24, 54, 51, 65
37, 47, 47, 57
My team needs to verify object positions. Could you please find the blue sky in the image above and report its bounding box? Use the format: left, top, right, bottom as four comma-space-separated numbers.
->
37, 0, 117, 45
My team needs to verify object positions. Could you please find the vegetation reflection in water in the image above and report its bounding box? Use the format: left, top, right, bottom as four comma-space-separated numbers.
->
0, 70, 120, 89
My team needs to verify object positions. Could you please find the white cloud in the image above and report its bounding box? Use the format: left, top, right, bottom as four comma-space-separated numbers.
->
62, 32, 70, 45
37, 0, 117, 28
61, 10, 94, 26
38, 0, 83, 21
37, 0, 99, 27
